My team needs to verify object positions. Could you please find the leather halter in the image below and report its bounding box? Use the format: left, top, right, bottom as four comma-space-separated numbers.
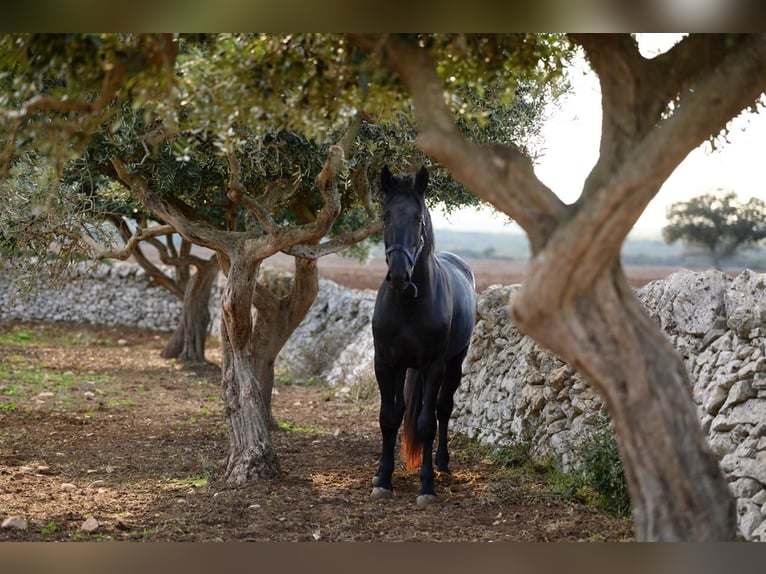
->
384, 224, 426, 298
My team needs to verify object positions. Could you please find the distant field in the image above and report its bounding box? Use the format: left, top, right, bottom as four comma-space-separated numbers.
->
259, 229, 763, 293
430, 229, 766, 269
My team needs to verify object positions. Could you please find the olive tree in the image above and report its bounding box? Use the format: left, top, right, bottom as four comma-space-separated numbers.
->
663, 190, 766, 269
352, 33, 766, 540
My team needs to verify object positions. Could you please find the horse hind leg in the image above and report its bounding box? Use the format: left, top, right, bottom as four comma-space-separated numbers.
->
435, 349, 468, 474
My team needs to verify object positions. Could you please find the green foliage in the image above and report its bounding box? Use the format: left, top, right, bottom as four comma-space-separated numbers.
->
40, 520, 57, 535
663, 190, 766, 268
553, 412, 631, 518
276, 420, 328, 435
2, 33, 569, 274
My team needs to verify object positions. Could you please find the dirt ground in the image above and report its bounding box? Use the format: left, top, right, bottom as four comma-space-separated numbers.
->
0, 320, 632, 542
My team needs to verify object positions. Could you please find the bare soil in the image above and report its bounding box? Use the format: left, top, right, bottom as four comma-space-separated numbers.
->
0, 258, 670, 542
0, 325, 631, 542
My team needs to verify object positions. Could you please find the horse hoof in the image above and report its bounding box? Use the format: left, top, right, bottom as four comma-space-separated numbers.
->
371, 487, 394, 500
416, 494, 437, 508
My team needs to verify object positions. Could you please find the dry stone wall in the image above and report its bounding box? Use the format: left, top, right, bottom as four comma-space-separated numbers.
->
0, 262, 183, 331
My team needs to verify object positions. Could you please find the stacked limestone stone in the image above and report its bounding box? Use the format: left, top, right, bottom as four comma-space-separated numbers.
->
452, 269, 766, 540
0, 262, 182, 331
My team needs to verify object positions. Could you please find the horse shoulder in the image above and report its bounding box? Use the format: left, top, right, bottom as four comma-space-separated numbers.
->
435, 251, 475, 288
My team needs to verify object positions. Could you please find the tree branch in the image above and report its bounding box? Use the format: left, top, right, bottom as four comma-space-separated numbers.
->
524, 34, 766, 306
226, 150, 279, 235
94, 219, 175, 261
350, 33, 569, 253
283, 218, 383, 259
5, 62, 128, 121
110, 157, 237, 253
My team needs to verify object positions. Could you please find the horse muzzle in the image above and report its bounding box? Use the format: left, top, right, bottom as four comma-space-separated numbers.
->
385, 244, 421, 297
385, 268, 419, 298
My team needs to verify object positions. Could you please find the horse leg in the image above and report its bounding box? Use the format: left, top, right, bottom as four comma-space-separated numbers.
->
414, 363, 445, 507
435, 347, 468, 474
371, 361, 405, 499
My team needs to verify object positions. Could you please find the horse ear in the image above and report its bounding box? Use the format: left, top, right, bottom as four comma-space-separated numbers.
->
415, 166, 429, 195
381, 166, 393, 192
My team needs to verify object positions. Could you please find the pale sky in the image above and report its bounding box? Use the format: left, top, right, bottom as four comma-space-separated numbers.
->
432, 34, 766, 239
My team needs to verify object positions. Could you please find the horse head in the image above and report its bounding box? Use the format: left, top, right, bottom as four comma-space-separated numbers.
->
380, 165, 431, 296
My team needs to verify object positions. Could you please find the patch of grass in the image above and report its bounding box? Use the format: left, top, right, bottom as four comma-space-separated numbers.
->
452, 424, 630, 519
163, 476, 210, 489
0, 364, 114, 397
69, 532, 112, 542
0, 331, 36, 346
0, 402, 18, 411
106, 398, 136, 408
40, 520, 57, 535
276, 420, 328, 435
275, 373, 320, 387
451, 432, 539, 472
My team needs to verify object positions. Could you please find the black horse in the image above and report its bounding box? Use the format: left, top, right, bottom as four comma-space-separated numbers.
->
371, 165, 477, 507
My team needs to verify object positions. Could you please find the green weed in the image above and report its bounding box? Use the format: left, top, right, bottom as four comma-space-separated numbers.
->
276, 420, 327, 435
163, 476, 209, 489
40, 520, 57, 535
550, 412, 631, 518
106, 398, 136, 408
275, 373, 320, 387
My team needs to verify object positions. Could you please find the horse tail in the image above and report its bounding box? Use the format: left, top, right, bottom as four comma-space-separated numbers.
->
401, 368, 423, 472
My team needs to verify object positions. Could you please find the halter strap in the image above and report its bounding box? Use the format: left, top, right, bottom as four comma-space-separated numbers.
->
384, 229, 425, 267
384, 231, 425, 298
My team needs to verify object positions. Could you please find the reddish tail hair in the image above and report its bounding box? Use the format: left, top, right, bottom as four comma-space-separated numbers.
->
401, 369, 423, 472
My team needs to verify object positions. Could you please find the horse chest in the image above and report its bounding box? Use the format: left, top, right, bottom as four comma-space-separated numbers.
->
372, 306, 448, 366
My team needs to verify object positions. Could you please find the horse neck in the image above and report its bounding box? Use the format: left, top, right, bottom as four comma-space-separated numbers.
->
412, 238, 436, 293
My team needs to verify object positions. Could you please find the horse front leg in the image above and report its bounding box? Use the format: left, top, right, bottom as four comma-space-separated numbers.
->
415, 363, 445, 507
371, 361, 405, 499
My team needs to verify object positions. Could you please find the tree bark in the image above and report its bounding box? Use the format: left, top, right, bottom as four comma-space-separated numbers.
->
161, 255, 219, 362
220, 248, 281, 482
253, 257, 319, 425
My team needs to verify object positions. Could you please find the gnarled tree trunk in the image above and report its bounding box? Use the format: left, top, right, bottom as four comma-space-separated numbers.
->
513, 261, 736, 540
253, 257, 319, 426
220, 250, 280, 483
161, 255, 219, 363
